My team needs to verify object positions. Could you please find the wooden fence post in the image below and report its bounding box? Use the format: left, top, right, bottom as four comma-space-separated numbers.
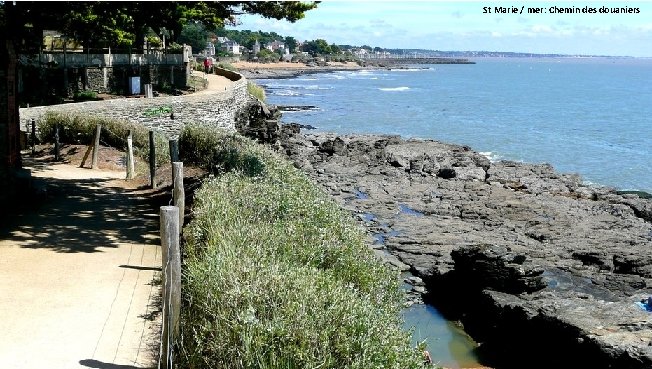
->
149, 130, 156, 189
172, 162, 184, 231
54, 124, 60, 161
91, 124, 101, 169
126, 130, 135, 179
31, 119, 36, 156
159, 206, 181, 369
168, 139, 179, 163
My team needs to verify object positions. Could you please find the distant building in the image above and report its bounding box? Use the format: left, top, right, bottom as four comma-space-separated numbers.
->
216, 37, 241, 55
265, 40, 286, 53
353, 48, 368, 58
253, 40, 261, 54
204, 41, 215, 56
224, 40, 240, 55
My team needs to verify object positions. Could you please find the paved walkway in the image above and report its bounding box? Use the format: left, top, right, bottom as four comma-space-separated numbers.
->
193, 70, 234, 95
0, 161, 162, 368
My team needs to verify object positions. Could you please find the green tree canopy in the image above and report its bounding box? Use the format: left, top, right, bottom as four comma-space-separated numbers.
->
1, 1, 318, 50
178, 22, 209, 54
284, 36, 298, 53
302, 39, 331, 56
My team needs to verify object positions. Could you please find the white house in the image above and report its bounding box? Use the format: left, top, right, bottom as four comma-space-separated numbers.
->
265, 40, 286, 53
224, 40, 240, 55
353, 48, 369, 58
217, 37, 241, 55
204, 41, 215, 56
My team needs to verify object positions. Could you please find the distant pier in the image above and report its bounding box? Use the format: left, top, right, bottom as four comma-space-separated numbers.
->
361, 57, 476, 65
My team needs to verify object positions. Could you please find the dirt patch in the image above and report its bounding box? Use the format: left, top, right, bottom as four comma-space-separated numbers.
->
24, 144, 207, 192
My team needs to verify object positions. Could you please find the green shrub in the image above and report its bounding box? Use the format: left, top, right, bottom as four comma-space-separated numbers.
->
73, 90, 98, 102
247, 81, 266, 102
179, 124, 266, 177
217, 62, 237, 72
178, 125, 427, 369
37, 111, 170, 165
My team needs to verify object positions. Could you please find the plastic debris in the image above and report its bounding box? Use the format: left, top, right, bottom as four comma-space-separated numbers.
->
635, 297, 652, 312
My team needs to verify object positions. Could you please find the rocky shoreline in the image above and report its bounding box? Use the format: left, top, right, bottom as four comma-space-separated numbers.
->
275, 124, 652, 369
234, 59, 467, 80
236, 65, 374, 80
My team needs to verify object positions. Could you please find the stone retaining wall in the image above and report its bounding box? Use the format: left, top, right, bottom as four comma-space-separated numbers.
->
19, 71, 250, 139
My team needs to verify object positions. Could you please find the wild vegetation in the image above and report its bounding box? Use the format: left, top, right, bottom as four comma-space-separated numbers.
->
31, 113, 434, 368
37, 112, 170, 166
177, 124, 429, 369
247, 82, 267, 102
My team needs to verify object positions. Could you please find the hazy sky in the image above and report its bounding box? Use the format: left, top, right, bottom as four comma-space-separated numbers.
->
230, 1, 652, 57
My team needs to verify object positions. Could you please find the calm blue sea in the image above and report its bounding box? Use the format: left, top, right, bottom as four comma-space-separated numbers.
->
256, 57, 652, 193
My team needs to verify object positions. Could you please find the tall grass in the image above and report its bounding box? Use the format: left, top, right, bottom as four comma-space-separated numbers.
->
37, 111, 170, 165
217, 62, 237, 72
178, 124, 428, 369
247, 81, 266, 102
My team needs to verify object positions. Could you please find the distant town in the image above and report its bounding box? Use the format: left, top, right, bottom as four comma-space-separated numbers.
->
200, 29, 632, 62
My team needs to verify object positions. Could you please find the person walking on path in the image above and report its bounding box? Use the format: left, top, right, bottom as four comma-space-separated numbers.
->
203, 57, 212, 74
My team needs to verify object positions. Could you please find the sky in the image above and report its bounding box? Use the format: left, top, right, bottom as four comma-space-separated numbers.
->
229, 1, 652, 57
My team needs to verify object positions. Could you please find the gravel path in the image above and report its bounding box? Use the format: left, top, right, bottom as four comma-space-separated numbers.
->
0, 157, 162, 368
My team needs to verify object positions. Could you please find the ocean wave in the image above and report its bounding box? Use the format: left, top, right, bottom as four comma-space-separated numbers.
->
379, 87, 410, 92
268, 84, 302, 89
389, 68, 423, 72
479, 151, 502, 162
305, 85, 333, 90
273, 89, 305, 96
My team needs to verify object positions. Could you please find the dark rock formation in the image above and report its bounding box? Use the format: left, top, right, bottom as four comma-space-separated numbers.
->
278, 126, 652, 369
235, 99, 282, 146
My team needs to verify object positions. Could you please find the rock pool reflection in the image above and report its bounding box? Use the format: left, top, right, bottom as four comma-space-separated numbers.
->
402, 304, 482, 369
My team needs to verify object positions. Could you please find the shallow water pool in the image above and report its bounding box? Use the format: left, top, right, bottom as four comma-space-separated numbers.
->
402, 304, 482, 369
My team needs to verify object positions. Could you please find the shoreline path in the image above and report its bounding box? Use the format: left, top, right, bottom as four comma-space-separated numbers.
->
0, 74, 234, 368
0, 161, 162, 369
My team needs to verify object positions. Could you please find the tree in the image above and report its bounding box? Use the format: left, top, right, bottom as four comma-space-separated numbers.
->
178, 22, 209, 54
0, 1, 318, 198
257, 49, 280, 62
284, 36, 298, 53
302, 39, 331, 56
2, 2, 318, 50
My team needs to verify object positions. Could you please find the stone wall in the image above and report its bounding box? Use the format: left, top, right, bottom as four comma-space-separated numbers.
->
18, 64, 191, 106
19, 71, 250, 139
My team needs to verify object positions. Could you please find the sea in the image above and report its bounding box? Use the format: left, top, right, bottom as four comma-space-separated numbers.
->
255, 57, 652, 194
254, 57, 652, 368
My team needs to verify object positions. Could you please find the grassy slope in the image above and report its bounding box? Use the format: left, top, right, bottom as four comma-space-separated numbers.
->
178, 124, 427, 369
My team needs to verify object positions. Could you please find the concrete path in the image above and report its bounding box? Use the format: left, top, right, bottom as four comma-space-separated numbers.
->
0, 161, 162, 368
192, 70, 235, 95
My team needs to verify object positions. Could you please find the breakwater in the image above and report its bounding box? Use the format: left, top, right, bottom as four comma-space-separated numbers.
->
279, 126, 652, 369
362, 57, 475, 65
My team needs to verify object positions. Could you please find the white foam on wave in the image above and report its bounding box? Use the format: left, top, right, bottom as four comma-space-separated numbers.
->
479, 151, 502, 162
389, 68, 422, 72
305, 85, 333, 90
274, 90, 301, 96
379, 87, 410, 92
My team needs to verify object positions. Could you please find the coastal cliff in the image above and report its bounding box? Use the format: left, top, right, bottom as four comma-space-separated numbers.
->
277, 125, 652, 369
